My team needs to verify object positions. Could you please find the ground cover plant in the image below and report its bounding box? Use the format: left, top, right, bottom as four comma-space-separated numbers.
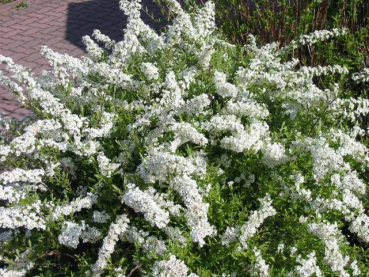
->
0, 0, 14, 5
0, 0, 369, 276
0, 0, 26, 7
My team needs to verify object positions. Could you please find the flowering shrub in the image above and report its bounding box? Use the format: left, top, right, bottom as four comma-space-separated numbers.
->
1, 0, 369, 276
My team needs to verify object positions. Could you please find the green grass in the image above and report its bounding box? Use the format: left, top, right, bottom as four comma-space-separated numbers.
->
0, 0, 27, 7
0, 0, 15, 5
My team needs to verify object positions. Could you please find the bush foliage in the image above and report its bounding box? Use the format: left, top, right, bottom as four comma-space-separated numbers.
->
0, 0, 369, 276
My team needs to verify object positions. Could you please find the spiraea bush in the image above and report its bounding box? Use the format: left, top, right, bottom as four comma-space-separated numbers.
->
0, 0, 369, 276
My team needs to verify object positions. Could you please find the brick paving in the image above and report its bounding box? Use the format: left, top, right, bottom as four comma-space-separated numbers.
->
0, 0, 163, 119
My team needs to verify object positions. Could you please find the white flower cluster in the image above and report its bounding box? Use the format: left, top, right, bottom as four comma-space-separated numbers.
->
221, 195, 276, 249
58, 221, 84, 249
0, 268, 26, 277
0, 250, 34, 277
286, 28, 347, 49
170, 174, 216, 246
58, 221, 102, 248
261, 142, 291, 168
0, 168, 44, 184
307, 221, 359, 277
238, 195, 276, 250
222, 99, 269, 119
349, 213, 369, 243
203, 116, 269, 153
138, 151, 197, 184
352, 68, 369, 83
141, 62, 159, 81
122, 184, 170, 228
90, 215, 129, 277
214, 71, 238, 98
250, 248, 270, 277
85, 112, 116, 140
121, 226, 167, 257
0, 168, 46, 203
330, 96, 369, 122
97, 153, 120, 178
151, 255, 198, 277
290, 251, 322, 277
93, 211, 111, 223
0, 201, 45, 230
169, 122, 208, 152
52, 193, 98, 220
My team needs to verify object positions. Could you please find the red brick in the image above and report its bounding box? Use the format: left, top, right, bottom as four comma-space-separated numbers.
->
29, 22, 47, 29
55, 42, 77, 51
0, 109, 11, 117
22, 28, 41, 36
14, 108, 32, 114
33, 7, 53, 15
2, 19, 21, 27
55, 48, 71, 54
69, 48, 86, 56
10, 112, 30, 120
40, 25, 61, 35
33, 65, 50, 74
12, 46, 33, 55
48, 20, 66, 27
17, 60, 37, 69
29, 33, 54, 40
0, 102, 19, 112
10, 53, 28, 62
24, 52, 42, 62
46, 36, 64, 46
23, 39, 44, 48
38, 15, 56, 24
19, 17, 39, 26
0, 26, 13, 34
11, 35, 31, 42
30, 12, 47, 19
0, 91, 16, 101
3, 29, 23, 38
34, 58, 49, 66
2, 41, 21, 51
12, 25, 30, 32
0, 38, 14, 45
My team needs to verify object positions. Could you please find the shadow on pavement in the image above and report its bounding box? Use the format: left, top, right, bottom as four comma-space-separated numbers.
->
66, 0, 166, 50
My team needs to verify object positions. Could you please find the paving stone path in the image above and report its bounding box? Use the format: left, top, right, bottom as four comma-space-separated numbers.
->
0, 0, 163, 119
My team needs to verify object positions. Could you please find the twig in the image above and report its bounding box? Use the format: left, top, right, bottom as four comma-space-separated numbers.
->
127, 263, 143, 277
38, 250, 77, 261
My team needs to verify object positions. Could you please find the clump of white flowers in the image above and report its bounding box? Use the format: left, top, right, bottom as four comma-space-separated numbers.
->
122, 184, 170, 228
221, 195, 276, 249
290, 251, 322, 277
151, 255, 198, 277
0, 0, 368, 276
352, 68, 369, 83
251, 248, 270, 277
